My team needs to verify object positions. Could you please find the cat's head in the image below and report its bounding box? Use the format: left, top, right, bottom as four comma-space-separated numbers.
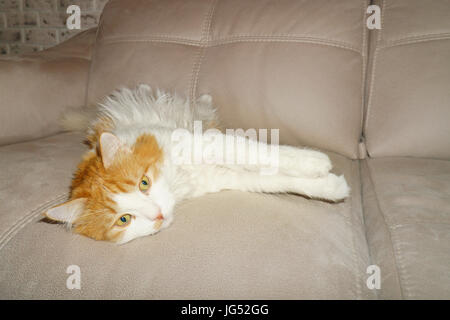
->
44, 132, 175, 244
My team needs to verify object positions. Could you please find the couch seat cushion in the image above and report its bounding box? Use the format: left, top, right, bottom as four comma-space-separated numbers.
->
362, 158, 450, 299
0, 132, 87, 249
0, 133, 373, 299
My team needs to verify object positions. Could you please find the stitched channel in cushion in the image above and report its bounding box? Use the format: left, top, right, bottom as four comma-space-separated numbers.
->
364, 158, 450, 298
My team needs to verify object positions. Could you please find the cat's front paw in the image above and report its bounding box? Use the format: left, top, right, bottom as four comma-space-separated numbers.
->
318, 174, 350, 202
279, 147, 332, 178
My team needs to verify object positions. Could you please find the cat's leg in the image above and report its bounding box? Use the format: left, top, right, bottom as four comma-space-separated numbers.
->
217, 134, 333, 178
171, 131, 332, 178
277, 145, 332, 178
187, 165, 350, 202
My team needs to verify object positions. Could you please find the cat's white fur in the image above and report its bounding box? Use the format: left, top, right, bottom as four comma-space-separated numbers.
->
58, 85, 350, 244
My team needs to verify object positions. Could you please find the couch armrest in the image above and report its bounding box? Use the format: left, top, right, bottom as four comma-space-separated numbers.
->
0, 28, 97, 146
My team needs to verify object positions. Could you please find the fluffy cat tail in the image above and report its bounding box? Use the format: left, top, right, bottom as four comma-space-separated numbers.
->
59, 106, 97, 132
59, 85, 220, 133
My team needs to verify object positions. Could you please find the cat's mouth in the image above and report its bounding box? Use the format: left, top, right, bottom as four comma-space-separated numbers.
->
154, 217, 164, 230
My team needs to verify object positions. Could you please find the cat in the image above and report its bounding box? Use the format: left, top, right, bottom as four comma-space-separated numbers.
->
44, 84, 350, 244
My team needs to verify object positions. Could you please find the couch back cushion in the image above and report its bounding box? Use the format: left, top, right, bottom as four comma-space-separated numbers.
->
365, 0, 450, 159
0, 28, 96, 146
87, 0, 369, 159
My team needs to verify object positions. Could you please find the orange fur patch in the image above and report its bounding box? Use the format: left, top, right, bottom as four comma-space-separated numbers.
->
69, 133, 163, 241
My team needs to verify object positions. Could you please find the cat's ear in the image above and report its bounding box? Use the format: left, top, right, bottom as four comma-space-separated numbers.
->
44, 198, 86, 224
99, 132, 125, 169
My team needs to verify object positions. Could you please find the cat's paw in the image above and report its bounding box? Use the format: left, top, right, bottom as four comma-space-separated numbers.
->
279, 147, 332, 178
317, 173, 350, 202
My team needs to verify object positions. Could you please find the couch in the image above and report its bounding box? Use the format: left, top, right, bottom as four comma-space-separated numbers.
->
0, 0, 449, 299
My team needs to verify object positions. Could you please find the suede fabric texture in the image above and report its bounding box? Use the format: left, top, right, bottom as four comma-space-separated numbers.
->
0, 133, 88, 252
87, 0, 370, 159
0, 28, 97, 146
362, 158, 450, 299
364, 0, 450, 159
0, 133, 373, 299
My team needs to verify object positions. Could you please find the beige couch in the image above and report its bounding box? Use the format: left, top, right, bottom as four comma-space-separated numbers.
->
0, 0, 449, 299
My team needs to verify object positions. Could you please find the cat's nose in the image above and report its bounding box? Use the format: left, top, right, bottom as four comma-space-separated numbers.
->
154, 212, 164, 220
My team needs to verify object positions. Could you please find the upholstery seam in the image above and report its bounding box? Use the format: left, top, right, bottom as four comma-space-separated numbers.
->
381, 32, 450, 47
349, 160, 362, 299
366, 160, 405, 298
359, 0, 376, 299
358, 160, 377, 299
99, 33, 360, 51
379, 34, 450, 49
101, 33, 360, 45
0, 193, 69, 253
350, 0, 371, 298
388, 220, 450, 227
364, 0, 385, 157
189, 48, 206, 107
83, 0, 107, 106
97, 36, 361, 54
188, 0, 219, 106
359, 0, 370, 159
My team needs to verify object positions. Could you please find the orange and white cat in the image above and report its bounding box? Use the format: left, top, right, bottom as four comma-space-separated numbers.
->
44, 85, 350, 244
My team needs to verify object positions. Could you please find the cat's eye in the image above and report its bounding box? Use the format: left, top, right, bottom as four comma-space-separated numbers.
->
116, 214, 132, 226
139, 175, 151, 192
